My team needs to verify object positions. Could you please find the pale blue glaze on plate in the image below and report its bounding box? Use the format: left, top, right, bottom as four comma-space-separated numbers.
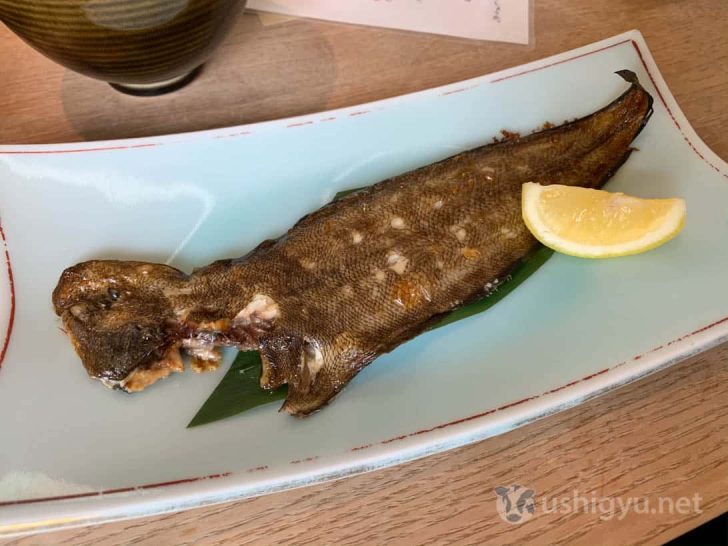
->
0, 31, 726, 535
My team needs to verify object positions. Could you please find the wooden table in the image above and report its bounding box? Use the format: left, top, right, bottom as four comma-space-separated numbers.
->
2, 1, 727, 544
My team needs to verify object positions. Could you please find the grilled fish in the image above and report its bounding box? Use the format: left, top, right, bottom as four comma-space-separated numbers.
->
53, 71, 653, 415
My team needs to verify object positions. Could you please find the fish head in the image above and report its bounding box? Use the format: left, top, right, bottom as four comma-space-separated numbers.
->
52, 260, 187, 387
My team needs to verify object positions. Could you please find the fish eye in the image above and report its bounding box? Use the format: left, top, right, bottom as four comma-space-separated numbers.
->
107, 288, 120, 301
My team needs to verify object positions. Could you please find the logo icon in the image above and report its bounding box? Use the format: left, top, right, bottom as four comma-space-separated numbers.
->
495, 485, 536, 524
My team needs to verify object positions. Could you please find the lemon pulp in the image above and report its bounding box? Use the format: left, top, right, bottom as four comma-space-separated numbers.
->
521, 182, 686, 258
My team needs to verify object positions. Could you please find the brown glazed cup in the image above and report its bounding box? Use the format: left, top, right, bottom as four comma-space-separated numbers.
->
0, 0, 244, 95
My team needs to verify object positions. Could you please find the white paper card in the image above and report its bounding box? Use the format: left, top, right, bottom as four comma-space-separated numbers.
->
247, 0, 530, 44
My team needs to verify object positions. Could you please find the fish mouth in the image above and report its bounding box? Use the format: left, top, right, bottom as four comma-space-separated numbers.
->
61, 311, 227, 392
110, 345, 185, 392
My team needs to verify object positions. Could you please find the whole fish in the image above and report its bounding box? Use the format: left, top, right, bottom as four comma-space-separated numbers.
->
53, 71, 653, 415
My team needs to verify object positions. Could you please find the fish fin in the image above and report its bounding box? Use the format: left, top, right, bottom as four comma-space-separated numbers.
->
258, 334, 302, 390
260, 331, 376, 416
615, 69, 654, 137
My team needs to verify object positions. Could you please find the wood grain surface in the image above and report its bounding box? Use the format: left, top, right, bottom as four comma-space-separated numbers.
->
1, 0, 727, 544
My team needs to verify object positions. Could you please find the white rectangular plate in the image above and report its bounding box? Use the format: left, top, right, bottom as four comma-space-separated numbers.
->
0, 31, 726, 536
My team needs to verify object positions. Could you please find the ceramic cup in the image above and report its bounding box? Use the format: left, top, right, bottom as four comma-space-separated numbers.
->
0, 0, 244, 95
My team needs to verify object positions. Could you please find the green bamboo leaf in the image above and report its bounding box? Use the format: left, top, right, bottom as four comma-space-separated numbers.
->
334, 188, 362, 199
188, 186, 554, 428
187, 351, 287, 428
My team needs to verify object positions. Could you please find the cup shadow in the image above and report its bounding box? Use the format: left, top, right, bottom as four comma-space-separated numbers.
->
61, 12, 337, 142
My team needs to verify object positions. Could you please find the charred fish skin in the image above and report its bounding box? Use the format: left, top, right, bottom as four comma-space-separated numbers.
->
52, 261, 190, 390
52, 71, 653, 414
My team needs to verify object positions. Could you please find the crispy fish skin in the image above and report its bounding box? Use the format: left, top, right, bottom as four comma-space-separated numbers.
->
53, 71, 653, 415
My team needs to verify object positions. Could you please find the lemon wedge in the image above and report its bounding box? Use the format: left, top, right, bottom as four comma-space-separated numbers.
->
521, 182, 686, 258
